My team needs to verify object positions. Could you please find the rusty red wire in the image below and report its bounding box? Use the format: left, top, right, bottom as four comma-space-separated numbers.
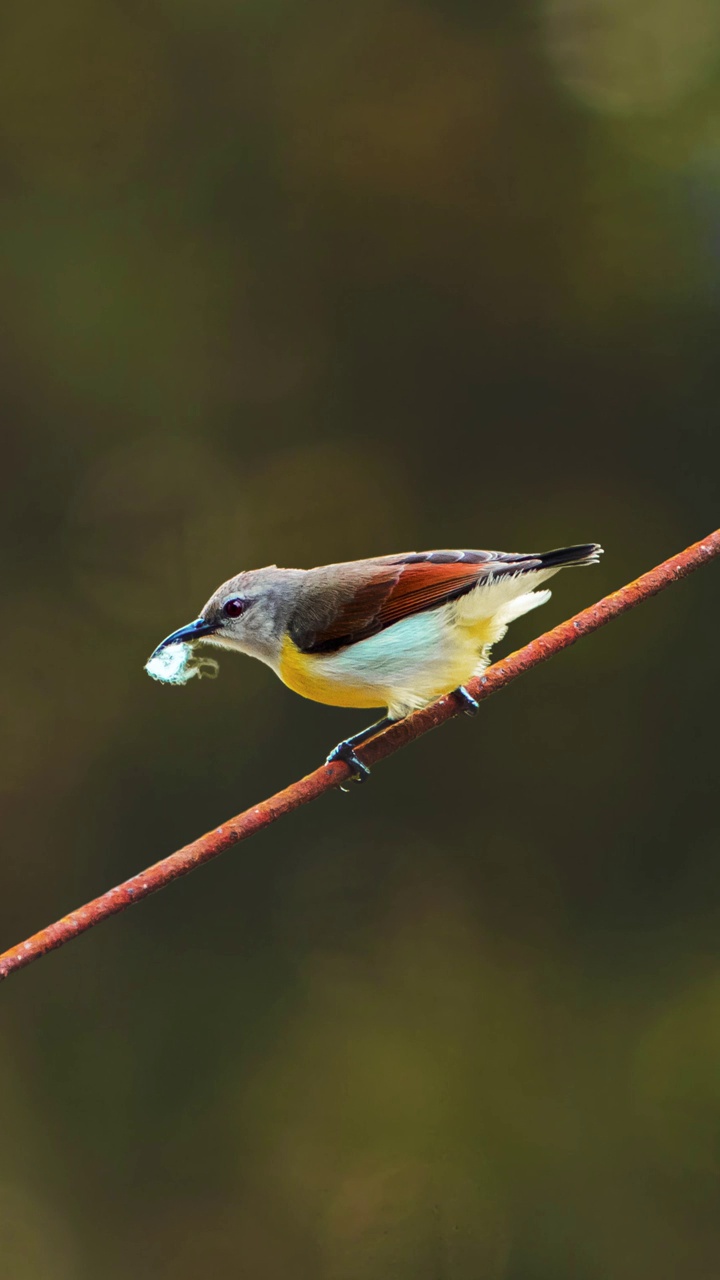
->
2, 529, 719, 983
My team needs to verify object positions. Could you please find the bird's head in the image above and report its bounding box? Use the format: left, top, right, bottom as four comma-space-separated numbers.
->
146, 566, 301, 683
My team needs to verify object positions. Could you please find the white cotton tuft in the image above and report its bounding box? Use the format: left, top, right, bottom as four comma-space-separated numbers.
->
145, 641, 219, 685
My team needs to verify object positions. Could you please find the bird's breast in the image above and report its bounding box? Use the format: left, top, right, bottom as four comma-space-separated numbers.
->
279, 635, 389, 709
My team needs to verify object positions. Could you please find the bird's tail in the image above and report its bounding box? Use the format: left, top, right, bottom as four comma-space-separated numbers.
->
533, 543, 603, 570
459, 541, 602, 649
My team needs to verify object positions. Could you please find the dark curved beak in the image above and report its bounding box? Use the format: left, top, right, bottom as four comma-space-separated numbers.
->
151, 617, 217, 657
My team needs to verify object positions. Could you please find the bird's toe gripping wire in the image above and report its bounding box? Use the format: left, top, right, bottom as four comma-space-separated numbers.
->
325, 716, 394, 790
454, 685, 480, 716
326, 740, 372, 789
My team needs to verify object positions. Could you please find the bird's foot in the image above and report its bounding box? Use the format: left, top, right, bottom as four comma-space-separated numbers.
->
325, 716, 393, 790
454, 685, 480, 716
326, 740, 371, 790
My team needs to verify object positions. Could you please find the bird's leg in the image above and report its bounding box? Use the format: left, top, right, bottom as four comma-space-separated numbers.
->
453, 685, 480, 716
326, 716, 395, 786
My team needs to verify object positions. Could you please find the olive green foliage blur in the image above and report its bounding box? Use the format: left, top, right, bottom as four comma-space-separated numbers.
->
2, 1, 720, 1276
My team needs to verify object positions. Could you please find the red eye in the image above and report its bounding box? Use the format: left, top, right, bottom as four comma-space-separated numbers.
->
223, 597, 247, 618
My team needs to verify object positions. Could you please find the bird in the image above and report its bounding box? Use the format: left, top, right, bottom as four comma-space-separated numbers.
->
146, 542, 602, 780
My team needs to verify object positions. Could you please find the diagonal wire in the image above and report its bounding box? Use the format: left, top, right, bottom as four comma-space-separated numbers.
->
1, 529, 718, 983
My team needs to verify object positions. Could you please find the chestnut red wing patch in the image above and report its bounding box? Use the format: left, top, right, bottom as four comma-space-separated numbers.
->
299, 557, 492, 653
292, 545, 598, 653
374, 559, 493, 628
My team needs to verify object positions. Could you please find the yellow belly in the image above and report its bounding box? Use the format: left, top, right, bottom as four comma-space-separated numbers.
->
279, 635, 389, 709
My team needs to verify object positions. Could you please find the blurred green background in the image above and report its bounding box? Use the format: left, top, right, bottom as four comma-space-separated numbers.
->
2, 0, 720, 1276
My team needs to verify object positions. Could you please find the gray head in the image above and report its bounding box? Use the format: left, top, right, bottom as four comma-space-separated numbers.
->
150, 565, 305, 671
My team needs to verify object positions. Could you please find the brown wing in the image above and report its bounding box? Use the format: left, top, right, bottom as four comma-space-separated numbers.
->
289, 544, 601, 654
290, 549, 524, 654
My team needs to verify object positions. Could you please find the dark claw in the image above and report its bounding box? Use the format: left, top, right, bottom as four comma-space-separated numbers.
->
454, 685, 480, 716
325, 715, 393, 789
326, 741, 371, 788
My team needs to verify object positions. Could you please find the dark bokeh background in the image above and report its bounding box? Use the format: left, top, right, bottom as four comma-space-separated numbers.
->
2, 1, 720, 1276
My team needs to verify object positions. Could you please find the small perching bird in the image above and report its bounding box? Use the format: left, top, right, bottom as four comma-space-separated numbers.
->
146, 543, 602, 779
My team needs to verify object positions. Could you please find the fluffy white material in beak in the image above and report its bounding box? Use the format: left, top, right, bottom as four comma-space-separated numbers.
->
145, 641, 219, 685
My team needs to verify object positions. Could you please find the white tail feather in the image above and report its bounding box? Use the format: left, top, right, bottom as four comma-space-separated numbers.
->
496, 587, 552, 627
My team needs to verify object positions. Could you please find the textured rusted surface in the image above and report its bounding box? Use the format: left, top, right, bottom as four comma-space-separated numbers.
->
1, 528, 719, 983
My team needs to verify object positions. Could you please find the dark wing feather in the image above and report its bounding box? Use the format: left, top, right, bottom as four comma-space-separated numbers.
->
291, 551, 501, 653
289, 545, 601, 654
303, 568, 402, 651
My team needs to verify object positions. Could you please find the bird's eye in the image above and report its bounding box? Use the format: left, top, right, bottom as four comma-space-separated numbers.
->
223, 596, 247, 619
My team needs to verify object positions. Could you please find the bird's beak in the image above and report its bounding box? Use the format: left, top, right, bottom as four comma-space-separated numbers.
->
151, 617, 217, 655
